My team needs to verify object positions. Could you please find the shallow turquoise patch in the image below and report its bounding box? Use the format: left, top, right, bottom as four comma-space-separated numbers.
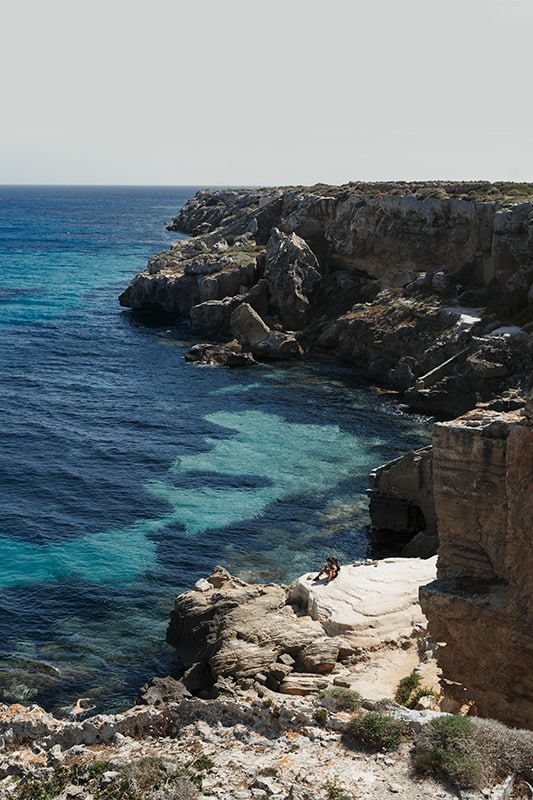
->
0, 410, 376, 587
0, 521, 159, 587
147, 410, 374, 535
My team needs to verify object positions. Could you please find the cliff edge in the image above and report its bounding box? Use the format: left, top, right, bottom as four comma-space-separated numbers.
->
420, 398, 533, 729
119, 181, 533, 416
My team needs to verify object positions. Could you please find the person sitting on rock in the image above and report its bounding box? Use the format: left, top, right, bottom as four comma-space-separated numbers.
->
315, 557, 341, 583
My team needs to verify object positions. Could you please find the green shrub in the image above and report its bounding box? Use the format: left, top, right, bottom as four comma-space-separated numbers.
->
146, 782, 199, 800
350, 711, 407, 752
469, 717, 533, 786
373, 698, 395, 711
414, 715, 483, 788
322, 778, 353, 800
415, 714, 533, 789
395, 671, 421, 706
318, 686, 362, 713
258, 766, 279, 778
189, 755, 214, 773
313, 707, 329, 726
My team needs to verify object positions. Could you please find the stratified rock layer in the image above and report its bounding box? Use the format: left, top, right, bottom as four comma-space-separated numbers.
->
166, 560, 437, 698
420, 406, 533, 729
168, 183, 533, 293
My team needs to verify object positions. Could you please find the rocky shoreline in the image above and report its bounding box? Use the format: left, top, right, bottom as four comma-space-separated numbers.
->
1, 182, 532, 798
1, 558, 532, 799
119, 181, 533, 417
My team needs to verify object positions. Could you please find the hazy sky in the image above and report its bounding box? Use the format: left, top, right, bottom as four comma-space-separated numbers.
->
1, 0, 532, 186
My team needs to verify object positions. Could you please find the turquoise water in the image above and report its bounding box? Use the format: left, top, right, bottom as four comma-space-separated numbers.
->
0, 186, 431, 715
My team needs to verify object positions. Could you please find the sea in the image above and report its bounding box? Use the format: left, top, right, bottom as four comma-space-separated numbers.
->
0, 185, 432, 716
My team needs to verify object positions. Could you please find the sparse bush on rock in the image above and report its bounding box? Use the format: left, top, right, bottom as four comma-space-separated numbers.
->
350, 711, 408, 752
395, 671, 435, 708
414, 714, 533, 790
12, 756, 202, 800
318, 686, 362, 713
395, 671, 422, 705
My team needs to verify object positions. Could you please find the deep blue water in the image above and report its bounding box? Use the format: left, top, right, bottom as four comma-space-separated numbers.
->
0, 186, 431, 715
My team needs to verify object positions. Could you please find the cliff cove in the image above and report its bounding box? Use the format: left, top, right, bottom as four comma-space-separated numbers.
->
1, 183, 533, 800
118, 181, 533, 728
0, 186, 432, 713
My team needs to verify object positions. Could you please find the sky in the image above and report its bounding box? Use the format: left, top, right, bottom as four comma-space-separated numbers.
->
1, 0, 532, 186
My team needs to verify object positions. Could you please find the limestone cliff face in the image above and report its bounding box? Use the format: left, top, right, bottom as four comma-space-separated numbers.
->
419, 405, 533, 729
169, 182, 533, 292
368, 446, 438, 558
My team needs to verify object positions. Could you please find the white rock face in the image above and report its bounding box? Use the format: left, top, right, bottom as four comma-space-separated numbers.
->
288, 557, 437, 646
167, 560, 438, 700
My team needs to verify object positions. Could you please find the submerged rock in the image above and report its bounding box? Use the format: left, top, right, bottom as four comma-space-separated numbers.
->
184, 342, 256, 367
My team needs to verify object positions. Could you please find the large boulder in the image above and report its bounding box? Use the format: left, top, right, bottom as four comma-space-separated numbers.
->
264, 228, 321, 330
252, 330, 304, 360
190, 296, 244, 333
166, 566, 324, 692
230, 302, 270, 347
135, 676, 191, 706
230, 303, 304, 360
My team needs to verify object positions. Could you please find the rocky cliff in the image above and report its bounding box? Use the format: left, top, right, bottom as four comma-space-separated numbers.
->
168, 182, 533, 292
116, 182, 533, 732
420, 397, 533, 729
119, 182, 533, 416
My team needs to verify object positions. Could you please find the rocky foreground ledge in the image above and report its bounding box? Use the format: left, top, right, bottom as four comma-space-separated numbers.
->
119, 181, 533, 417
165, 560, 438, 701
2, 558, 533, 800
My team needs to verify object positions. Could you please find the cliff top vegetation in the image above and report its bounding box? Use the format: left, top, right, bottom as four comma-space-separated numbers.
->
265, 180, 533, 203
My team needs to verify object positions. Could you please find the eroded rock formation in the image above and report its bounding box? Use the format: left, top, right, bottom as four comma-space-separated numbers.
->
419, 404, 533, 729
167, 183, 533, 295
368, 445, 438, 557
120, 182, 533, 415
166, 561, 437, 698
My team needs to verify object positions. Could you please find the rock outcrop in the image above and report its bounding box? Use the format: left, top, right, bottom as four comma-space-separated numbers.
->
166, 560, 437, 698
0, 696, 468, 800
263, 227, 321, 329
120, 182, 533, 415
419, 405, 533, 729
168, 183, 533, 295
229, 302, 304, 360
184, 342, 257, 367
119, 234, 260, 322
